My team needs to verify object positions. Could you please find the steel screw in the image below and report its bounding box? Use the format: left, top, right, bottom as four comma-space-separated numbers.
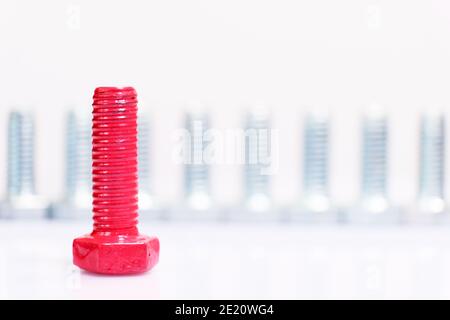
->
49, 110, 91, 218
302, 111, 331, 213
138, 112, 155, 209
360, 106, 390, 214
417, 111, 446, 216
244, 108, 272, 212
184, 111, 212, 211
66, 110, 91, 206
0, 110, 47, 218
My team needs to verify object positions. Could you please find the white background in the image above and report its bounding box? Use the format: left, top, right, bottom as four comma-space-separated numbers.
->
0, 0, 450, 208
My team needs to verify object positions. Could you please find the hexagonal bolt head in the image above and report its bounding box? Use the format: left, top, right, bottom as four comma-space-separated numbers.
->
73, 235, 160, 275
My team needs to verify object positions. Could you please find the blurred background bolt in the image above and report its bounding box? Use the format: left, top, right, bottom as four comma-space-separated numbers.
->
302, 111, 331, 213
243, 108, 272, 213
361, 106, 389, 214
66, 110, 91, 207
0, 111, 47, 218
184, 111, 212, 211
138, 111, 165, 219
49, 110, 91, 219
138, 112, 153, 208
414, 110, 447, 221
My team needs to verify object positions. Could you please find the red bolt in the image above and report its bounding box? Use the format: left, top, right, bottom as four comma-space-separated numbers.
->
73, 87, 160, 275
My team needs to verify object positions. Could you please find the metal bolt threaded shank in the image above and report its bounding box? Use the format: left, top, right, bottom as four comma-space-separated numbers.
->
8, 111, 35, 198
303, 112, 330, 211
73, 87, 159, 275
66, 110, 91, 206
361, 111, 388, 212
244, 110, 271, 210
184, 112, 211, 210
418, 112, 446, 213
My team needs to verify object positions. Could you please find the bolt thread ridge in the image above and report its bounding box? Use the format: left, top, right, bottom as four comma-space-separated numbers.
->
92, 87, 139, 235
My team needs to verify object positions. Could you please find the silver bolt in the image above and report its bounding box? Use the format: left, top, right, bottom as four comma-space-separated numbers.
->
302, 111, 331, 213
1, 110, 47, 218
184, 111, 211, 211
50, 110, 91, 219
417, 111, 446, 215
138, 112, 154, 209
244, 108, 272, 212
66, 110, 92, 207
8, 111, 35, 197
361, 106, 390, 214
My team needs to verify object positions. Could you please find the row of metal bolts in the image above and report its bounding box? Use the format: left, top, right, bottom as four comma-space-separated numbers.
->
0, 107, 446, 224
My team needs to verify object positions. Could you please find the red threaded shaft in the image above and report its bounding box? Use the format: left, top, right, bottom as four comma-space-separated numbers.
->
91, 87, 139, 236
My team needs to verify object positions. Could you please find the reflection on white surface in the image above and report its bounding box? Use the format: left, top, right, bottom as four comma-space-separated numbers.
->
1, 221, 450, 299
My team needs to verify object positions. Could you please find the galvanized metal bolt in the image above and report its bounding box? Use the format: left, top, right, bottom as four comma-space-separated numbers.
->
0, 110, 47, 218
137, 111, 166, 219
360, 106, 389, 214
244, 108, 272, 212
8, 111, 35, 198
302, 111, 331, 213
138, 112, 155, 209
49, 110, 92, 219
416, 111, 446, 217
184, 111, 212, 211
66, 110, 92, 206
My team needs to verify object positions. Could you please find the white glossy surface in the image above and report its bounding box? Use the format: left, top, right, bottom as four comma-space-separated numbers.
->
1, 221, 450, 299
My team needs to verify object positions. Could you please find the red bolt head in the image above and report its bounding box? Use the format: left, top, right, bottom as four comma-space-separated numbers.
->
73, 234, 160, 275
